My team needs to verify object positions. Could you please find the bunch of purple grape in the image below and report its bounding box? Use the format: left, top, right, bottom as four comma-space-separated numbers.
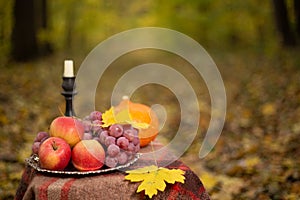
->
82, 111, 140, 168
82, 111, 104, 140
101, 124, 140, 168
32, 132, 49, 154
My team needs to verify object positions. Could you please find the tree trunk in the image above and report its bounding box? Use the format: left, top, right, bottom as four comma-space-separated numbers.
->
294, 0, 300, 37
272, 0, 296, 46
11, 0, 38, 61
35, 0, 53, 55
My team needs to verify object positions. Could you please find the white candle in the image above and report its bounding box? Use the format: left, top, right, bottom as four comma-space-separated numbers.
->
63, 60, 74, 77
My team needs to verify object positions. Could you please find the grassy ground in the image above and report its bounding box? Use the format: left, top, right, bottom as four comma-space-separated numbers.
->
0, 48, 299, 199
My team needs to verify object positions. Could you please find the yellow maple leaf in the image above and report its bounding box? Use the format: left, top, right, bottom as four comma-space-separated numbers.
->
101, 106, 150, 129
101, 107, 117, 127
125, 165, 185, 198
115, 108, 131, 123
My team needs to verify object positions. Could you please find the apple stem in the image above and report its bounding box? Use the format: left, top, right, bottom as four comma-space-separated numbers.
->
52, 140, 58, 151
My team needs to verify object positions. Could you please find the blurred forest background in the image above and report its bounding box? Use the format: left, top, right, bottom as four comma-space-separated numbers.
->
1, 0, 300, 199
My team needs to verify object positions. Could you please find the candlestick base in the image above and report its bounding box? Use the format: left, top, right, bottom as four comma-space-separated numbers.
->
61, 77, 77, 117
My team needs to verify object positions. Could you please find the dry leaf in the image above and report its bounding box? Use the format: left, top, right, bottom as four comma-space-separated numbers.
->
101, 106, 149, 129
125, 165, 185, 198
200, 172, 218, 190
261, 102, 276, 116
101, 107, 117, 127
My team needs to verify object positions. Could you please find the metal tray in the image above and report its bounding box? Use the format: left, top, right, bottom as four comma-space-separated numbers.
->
25, 153, 140, 175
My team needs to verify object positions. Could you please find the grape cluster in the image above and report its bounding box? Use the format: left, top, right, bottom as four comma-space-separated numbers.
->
32, 132, 49, 154
82, 111, 140, 168
82, 111, 104, 141
102, 124, 140, 168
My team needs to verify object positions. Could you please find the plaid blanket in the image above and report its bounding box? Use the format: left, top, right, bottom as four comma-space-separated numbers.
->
15, 141, 210, 200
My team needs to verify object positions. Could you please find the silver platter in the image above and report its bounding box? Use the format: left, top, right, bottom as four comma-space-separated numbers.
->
25, 153, 140, 175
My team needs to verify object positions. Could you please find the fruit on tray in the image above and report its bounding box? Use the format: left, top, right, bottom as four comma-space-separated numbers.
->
81, 111, 103, 138
72, 140, 105, 171
82, 112, 140, 168
104, 124, 140, 168
30, 99, 153, 172
49, 116, 84, 147
38, 137, 71, 170
32, 132, 50, 154
114, 99, 159, 147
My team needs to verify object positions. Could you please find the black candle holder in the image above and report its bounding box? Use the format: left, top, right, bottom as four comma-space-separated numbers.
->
61, 77, 77, 116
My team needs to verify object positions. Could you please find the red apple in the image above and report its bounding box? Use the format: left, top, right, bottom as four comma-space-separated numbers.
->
49, 116, 84, 147
72, 140, 105, 171
38, 137, 71, 170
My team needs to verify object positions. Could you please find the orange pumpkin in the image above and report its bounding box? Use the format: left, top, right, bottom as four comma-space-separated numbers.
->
115, 99, 159, 147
